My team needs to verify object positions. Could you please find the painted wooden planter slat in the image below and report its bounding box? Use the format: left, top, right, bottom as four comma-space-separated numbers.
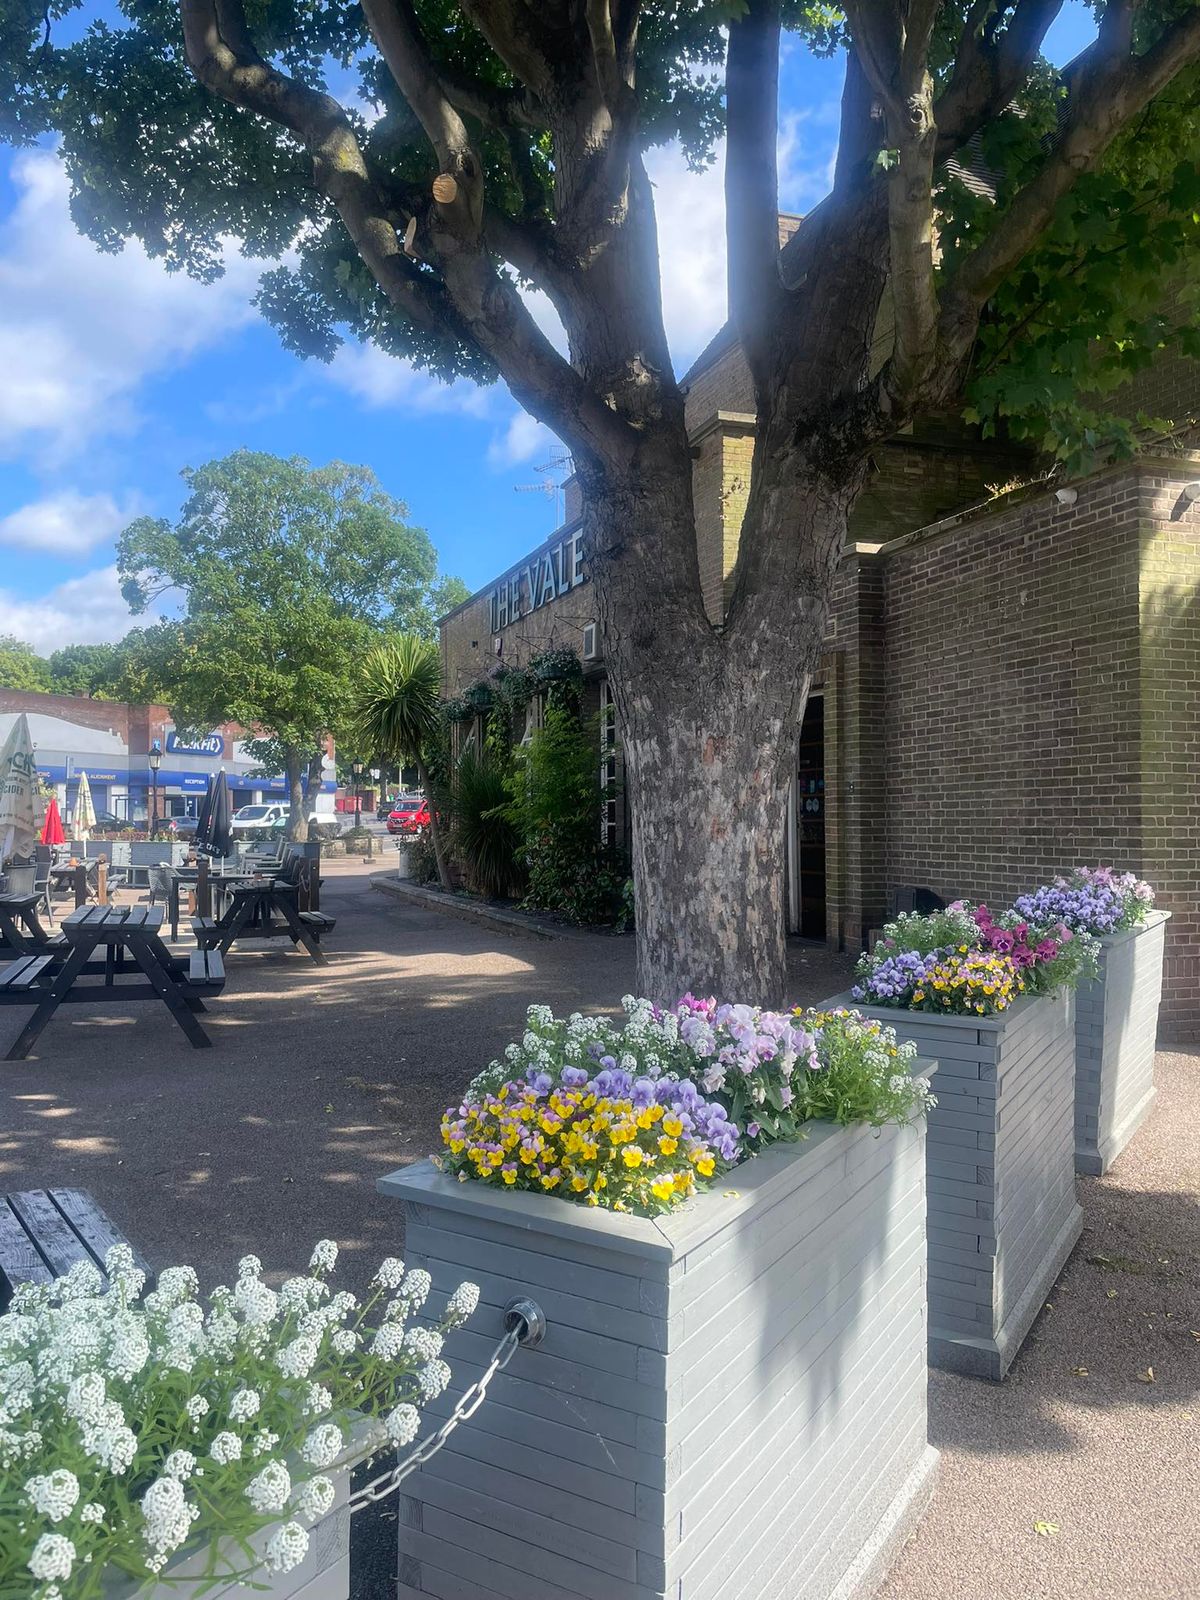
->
104, 1463, 353, 1600
822, 989, 1082, 1380
379, 1108, 937, 1600
1074, 910, 1169, 1175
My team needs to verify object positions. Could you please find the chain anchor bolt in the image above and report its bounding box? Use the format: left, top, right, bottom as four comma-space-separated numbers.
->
504, 1296, 547, 1348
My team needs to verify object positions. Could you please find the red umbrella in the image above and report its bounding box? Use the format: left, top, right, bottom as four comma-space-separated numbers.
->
41, 795, 65, 846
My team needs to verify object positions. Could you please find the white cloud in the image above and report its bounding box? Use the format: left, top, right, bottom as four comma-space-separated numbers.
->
487, 410, 559, 469
326, 342, 492, 416
0, 489, 139, 558
0, 151, 261, 464
0, 565, 157, 654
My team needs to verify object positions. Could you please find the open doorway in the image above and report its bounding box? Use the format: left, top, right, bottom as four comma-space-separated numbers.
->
790, 695, 826, 939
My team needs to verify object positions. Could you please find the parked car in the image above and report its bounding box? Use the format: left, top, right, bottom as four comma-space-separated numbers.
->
386, 798, 430, 836
230, 802, 334, 834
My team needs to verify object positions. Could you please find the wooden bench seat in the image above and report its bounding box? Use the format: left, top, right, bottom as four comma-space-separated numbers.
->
298, 910, 336, 937
0, 1188, 154, 1312
0, 954, 55, 997
187, 948, 226, 988
191, 915, 220, 948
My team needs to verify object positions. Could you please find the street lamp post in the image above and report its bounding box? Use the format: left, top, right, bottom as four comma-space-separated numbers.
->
370, 767, 380, 818
351, 759, 363, 825
148, 741, 162, 836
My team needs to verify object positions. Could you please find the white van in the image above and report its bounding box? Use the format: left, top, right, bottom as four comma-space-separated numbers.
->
230, 802, 328, 833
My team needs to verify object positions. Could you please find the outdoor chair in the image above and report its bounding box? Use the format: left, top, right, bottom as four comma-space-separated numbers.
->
147, 865, 179, 910
4, 865, 35, 898
30, 853, 55, 926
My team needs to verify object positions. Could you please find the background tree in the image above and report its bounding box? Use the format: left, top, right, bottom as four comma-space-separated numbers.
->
0, 636, 50, 693
119, 451, 464, 840
352, 636, 454, 889
46, 643, 122, 699
8, 2, 1200, 994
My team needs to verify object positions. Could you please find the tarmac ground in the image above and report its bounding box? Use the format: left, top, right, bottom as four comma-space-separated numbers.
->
1, 856, 1196, 1600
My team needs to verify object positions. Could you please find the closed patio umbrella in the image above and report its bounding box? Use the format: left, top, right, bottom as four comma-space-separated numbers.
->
41, 795, 65, 846
74, 770, 97, 842
193, 774, 216, 854
196, 770, 233, 859
0, 712, 39, 865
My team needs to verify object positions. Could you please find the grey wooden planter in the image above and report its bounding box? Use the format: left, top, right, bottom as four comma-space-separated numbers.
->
107, 1456, 354, 1600
377, 1111, 937, 1600
1074, 911, 1169, 1176
823, 991, 1082, 1380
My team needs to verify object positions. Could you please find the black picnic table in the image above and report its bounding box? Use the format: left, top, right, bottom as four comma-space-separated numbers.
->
0, 904, 225, 1061
193, 879, 331, 964
0, 894, 59, 957
168, 866, 264, 941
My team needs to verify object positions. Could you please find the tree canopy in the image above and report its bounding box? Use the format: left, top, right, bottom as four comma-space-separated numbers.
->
0, 635, 51, 694
116, 450, 463, 835
2, 2, 1199, 470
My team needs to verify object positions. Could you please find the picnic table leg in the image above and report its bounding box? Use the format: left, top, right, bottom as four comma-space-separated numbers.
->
0, 910, 32, 957
144, 931, 207, 1013
170, 879, 180, 943
218, 895, 257, 957
5, 943, 91, 1061
124, 933, 212, 1049
276, 894, 326, 965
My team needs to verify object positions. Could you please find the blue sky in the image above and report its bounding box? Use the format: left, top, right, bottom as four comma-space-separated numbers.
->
0, 5, 1095, 652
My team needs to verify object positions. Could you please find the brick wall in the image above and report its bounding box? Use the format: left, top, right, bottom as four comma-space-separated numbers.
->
853, 457, 1200, 1038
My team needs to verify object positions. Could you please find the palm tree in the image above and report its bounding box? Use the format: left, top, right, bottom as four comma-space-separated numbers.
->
353, 636, 453, 890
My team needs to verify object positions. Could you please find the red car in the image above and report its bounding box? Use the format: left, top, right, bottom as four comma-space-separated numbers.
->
387, 798, 430, 836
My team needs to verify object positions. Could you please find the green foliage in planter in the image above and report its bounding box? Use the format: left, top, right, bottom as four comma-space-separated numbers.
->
453, 751, 522, 899
405, 826, 441, 885
501, 703, 626, 924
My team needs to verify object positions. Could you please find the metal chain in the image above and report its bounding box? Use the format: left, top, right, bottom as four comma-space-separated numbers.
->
346, 1325, 522, 1510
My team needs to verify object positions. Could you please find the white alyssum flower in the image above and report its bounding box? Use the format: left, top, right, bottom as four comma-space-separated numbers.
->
443, 1283, 480, 1327
265, 1520, 309, 1574
330, 1328, 357, 1356
250, 1429, 280, 1457
28, 1534, 75, 1583
402, 1327, 444, 1363
417, 1359, 452, 1401
384, 1404, 420, 1446
397, 1270, 431, 1308
238, 1254, 263, 1280
79, 1503, 105, 1526
104, 1243, 146, 1301
300, 1423, 344, 1469
23, 1470, 80, 1523
276, 1335, 320, 1379
80, 1401, 137, 1474
309, 1239, 339, 1274
245, 1459, 292, 1514
57, 1259, 103, 1302
292, 1474, 336, 1525
279, 1276, 325, 1314
303, 1383, 332, 1417
233, 1277, 278, 1327
163, 1450, 197, 1481
372, 1257, 405, 1290
229, 1387, 261, 1422
141, 1476, 197, 1569
185, 1395, 210, 1426
371, 1323, 406, 1361
209, 1431, 243, 1466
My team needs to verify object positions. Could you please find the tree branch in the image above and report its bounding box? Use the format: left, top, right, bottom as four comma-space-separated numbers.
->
935, 0, 1065, 157
180, 0, 639, 468
844, 1, 940, 401
725, 0, 783, 400
457, 0, 558, 99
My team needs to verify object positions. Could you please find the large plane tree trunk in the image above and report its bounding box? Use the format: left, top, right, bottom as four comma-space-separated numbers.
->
591, 446, 859, 1005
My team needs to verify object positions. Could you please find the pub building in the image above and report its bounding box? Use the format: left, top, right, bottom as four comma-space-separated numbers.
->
441, 307, 1200, 1039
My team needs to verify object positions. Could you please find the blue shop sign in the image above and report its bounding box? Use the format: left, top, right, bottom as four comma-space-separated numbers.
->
166, 732, 224, 757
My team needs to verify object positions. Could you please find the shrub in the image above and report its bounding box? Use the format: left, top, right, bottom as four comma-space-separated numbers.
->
502, 704, 625, 923
452, 752, 521, 899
